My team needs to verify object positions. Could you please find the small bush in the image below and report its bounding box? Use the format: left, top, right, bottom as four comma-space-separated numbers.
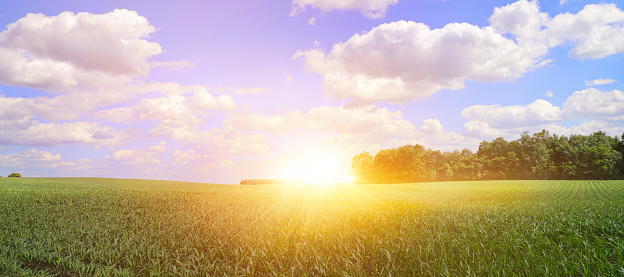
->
8, 173, 21, 178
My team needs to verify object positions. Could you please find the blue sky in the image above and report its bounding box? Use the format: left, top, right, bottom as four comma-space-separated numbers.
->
0, 0, 622, 183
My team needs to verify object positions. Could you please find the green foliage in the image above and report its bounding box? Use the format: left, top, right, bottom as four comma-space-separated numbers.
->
350, 152, 374, 183
352, 130, 624, 183
7, 173, 21, 178
1, 178, 623, 276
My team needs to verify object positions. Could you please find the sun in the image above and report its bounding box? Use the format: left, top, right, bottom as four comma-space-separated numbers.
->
280, 152, 351, 185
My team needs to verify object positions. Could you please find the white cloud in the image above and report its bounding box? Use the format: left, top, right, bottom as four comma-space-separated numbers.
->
109, 141, 166, 166
91, 88, 236, 125
0, 119, 134, 147
294, 20, 549, 104
406, 119, 480, 151
294, 0, 624, 105
464, 119, 624, 141
0, 9, 163, 91
134, 94, 201, 126
545, 91, 554, 97
227, 105, 416, 143
490, 0, 549, 42
308, 17, 316, 26
562, 88, 624, 119
545, 3, 624, 59
172, 149, 233, 169
585, 79, 616, 86
3, 149, 60, 164
226, 111, 306, 134
419, 119, 444, 133
189, 88, 236, 111
190, 127, 270, 156
462, 121, 510, 140
290, 0, 399, 18
147, 125, 270, 156
461, 99, 562, 129
554, 120, 624, 136
0, 149, 90, 172
461, 88, 624, 140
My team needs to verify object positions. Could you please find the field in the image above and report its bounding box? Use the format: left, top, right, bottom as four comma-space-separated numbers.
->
1, 178, 623, 276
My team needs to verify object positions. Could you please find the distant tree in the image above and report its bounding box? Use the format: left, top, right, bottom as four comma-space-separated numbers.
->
350, 151, 375, 183
8, 173, 21, 178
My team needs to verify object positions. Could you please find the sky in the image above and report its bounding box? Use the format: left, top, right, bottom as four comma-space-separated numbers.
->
0, 0, 622, 183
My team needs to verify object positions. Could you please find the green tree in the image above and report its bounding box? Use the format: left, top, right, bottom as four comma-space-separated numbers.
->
350, 152, 375, 183
8, 173, 21, 177
520, 130, 553, 179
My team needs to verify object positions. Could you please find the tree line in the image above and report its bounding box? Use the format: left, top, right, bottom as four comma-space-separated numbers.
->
350, 130, 624, 183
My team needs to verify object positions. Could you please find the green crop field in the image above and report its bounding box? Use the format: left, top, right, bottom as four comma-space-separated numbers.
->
1, 178, 623, 276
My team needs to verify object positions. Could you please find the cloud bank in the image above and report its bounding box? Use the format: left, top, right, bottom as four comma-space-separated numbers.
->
295, 0, 624, 105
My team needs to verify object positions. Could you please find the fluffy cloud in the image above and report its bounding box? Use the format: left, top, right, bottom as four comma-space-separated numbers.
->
461, 88, 624, 139
0, 149, 88, 171
461, 99, 562, 129
135, 95, 202, 125
419, 119, 444, 134
295, 20, 548, 104
189, 88, 237, 111
109, 142, 166, 166
552, 120, 624, 136
189, 127, 270, 156
398, 119, 481, 151
0, 149, 60, 165
290, 0, 399, 18
147, 125, 269, 156
490, 0, 549, 42
227, 105, 416, 142
488, 1, 624, 59
90, 87, 236, 125
294, 0, 624, 105
0, 9, 161, 91
462, 121, 509, 140
562, 88, 624, 119
0, 118, 134, 147
172, 150, 233, 169
545, 3, 624, 59
463, 120, 624, 141
0, 91, 138, 123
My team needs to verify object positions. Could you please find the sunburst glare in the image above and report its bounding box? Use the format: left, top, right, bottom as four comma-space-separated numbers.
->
280, 152, 352, 185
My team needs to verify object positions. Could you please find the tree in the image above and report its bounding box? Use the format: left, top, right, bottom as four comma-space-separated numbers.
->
374, 149, 399, 183
8, 173, 21, 177
350, 152, 375, 183
349, 129, 624, 183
